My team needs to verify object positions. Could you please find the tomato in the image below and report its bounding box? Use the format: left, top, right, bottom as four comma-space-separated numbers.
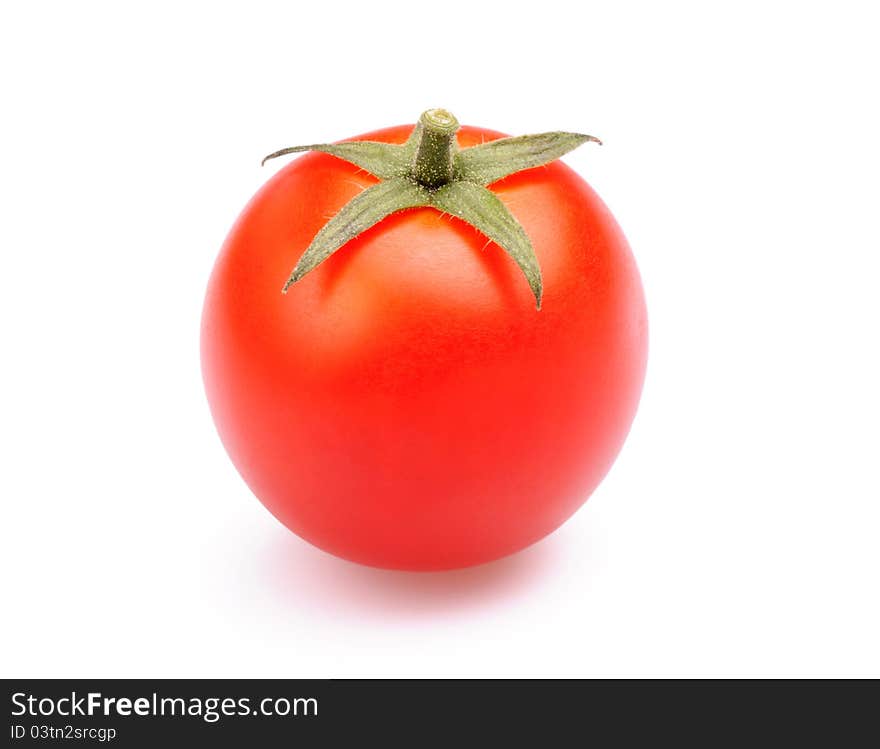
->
201, 117, 647, 570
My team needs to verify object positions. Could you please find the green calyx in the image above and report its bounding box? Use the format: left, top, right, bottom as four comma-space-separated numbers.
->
262, 108, 601, 309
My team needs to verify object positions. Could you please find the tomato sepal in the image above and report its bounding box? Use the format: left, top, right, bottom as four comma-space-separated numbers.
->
454, 131, 601, 185
262, 140, 413, 179
282, 177, 430, 291
431, 181, 543, 307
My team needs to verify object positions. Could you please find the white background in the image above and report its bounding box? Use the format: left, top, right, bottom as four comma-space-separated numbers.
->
2, 1, 878, 678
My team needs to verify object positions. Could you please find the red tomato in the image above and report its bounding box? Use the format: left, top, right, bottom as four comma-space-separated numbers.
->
201, 123, 647, 570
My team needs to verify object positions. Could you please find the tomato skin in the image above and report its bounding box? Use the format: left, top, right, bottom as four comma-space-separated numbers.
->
201, 124, 647, 570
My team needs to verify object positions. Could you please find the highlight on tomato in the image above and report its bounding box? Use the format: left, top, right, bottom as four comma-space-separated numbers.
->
201, 109, 647, 570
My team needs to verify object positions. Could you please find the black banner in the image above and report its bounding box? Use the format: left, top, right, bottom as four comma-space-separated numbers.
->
4, 680, 877, 745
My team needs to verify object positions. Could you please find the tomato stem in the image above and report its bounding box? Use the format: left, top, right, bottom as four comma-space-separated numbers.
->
410, 109, 460, 189
263, 110, 602, 308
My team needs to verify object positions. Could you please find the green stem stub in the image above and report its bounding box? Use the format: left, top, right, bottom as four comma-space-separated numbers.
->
411, 109, 460, 188
262, 109, 601, 309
